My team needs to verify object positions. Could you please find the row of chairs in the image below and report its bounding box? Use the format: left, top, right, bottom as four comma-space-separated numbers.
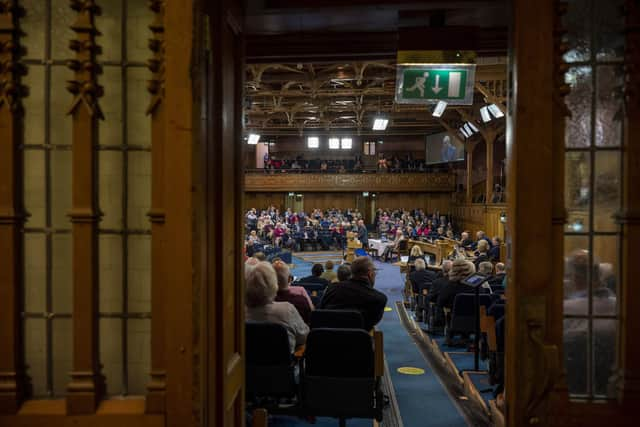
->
246, 310, 385, 425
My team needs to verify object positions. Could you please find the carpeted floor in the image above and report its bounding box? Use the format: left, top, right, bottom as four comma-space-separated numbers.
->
272, 255, 468, 427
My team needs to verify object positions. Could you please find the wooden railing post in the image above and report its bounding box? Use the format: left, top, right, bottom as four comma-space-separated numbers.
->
0, 0, 26, 414
485, 137, 494, 203
65, 0, 104, 414
145, 0, 167, 414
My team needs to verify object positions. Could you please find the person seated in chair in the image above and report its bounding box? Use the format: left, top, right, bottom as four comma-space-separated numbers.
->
336, 264, 351, 282
299, 263, 330, 288
273, 261, 314, 324
459, 231, 474, 249
408, 245, 425, 264
409, 259, 437, 295
488, 236, 502, 261
382, 229, 405, 262
320, 260, 339, 283
489, 262, 507, 287
245, 261, 309, 352
437, 260, 477, 311
319, 257, 387, 331
470, 230, 493, 250
474, 239, 491, 269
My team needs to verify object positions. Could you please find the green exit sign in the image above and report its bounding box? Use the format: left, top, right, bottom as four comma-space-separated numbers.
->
395, 64, 476, 105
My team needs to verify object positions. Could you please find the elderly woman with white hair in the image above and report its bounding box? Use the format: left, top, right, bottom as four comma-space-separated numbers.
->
245, 261, 309, 352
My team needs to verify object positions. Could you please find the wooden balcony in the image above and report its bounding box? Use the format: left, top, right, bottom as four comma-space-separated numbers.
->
244, 172, 456, 192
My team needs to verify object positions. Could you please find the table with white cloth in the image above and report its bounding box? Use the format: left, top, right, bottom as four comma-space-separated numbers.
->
368, 239, 394, 257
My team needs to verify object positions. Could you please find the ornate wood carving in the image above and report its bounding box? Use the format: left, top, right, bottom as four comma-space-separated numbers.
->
145, 0, 166, 414
65, 0, 104, 414
619, 0, 640, 407
0, 0, 26, 414
244, 172, 455, 193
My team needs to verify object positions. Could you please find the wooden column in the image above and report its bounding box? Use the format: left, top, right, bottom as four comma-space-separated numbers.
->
0, 0, 25, 414
65, 0, 104, 414
619, 0, 640, 407
485, 138, 494, 203
466, 141, 478, 204
507, 0, 559, 425
145, 0, 167, 414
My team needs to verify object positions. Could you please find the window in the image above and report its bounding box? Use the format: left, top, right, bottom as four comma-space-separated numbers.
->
21, 0, 152, 398
341, 137, 353, 150
328, 137, 340, 149
363, 141, 376, 155
307, 136, 319, 148
562, 0, 624, 399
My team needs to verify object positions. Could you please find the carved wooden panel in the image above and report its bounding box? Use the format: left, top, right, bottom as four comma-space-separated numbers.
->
0, 0, 26, 414
145, 0, 166, 414
244, 172, 455, 192
66, 0, 104, 414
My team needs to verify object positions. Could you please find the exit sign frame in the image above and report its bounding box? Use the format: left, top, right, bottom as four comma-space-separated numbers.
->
395, 63, 477, 105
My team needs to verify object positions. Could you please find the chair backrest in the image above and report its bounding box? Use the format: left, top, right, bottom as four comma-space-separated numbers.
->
304, 328, 374, 378
245, 321, 291, 365
293, 282, 326, 293
398, 239, 408, 250
488, 302, 505, 320
450, 293, 494, 334
310, 309, 365, 330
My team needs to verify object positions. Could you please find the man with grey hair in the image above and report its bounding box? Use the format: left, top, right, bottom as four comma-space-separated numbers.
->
409, 258, 437, 321
319, 257, 387, 331
245, 261, 309, 352
489, 262, 506, 287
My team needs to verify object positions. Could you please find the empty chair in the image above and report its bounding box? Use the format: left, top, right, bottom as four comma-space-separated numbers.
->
448, 293, 493, 337
310, 309, 365, 330
245, 322, 297, 399
302, 328, 384, 423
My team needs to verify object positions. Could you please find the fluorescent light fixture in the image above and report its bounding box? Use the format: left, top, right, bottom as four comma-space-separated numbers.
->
488, 104, 505, 118
328, 137, 340, 149
372, 118, 389, 130
362, 192, 369, 197
288, 192, 295, 197
463, 123, 474, 135
247, 133, 260, 145
480, 106, 491, 123
467, 122, 479, 133
307, 136, 319, 148
460, 127, 470, 138
341, 137, 353, 149
432, 100, 448, 117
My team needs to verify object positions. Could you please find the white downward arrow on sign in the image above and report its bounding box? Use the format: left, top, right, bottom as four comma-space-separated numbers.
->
432, 74, 443, 94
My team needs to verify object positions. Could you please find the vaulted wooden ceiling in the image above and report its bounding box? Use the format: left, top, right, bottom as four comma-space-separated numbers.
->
243, 0, 509, 137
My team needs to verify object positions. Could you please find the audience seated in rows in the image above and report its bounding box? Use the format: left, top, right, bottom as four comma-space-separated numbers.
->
319, 257, 388, 331
437, 260, 479, 310
245, 261, 309, 352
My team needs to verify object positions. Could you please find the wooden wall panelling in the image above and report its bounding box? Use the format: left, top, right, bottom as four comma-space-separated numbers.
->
303, 193, 357, 211
244, 172, 456, 192
507, 0, 559, 424
163, 0, 196, 425
619, 0, 640, 409
66, 0, 105, 414
145, 0, 166, 414
0, 0, 26, 414
244, 192, 286, 211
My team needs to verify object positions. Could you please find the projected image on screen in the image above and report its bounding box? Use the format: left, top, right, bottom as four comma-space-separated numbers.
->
425, 131, 465, 165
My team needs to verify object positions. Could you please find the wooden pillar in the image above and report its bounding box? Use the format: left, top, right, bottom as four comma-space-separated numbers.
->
485, 138, 494, 203
65, 0, 104, 414
163, 0, 195, 425
506, 0, 559, 425
466, 141, 477, 204
619, 0, 640, 407
0, 0, 25, 414
145, 0, 167, 414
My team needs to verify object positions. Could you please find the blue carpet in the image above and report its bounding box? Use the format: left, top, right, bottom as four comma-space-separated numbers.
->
373, 259, 467, 427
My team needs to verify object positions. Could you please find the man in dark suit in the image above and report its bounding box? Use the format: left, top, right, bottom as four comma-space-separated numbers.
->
488, 262, 507, 287
488, 236, 502, 261
319, 257, 387, 331
299, 263, 330, 288
357, 219, 368, 247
